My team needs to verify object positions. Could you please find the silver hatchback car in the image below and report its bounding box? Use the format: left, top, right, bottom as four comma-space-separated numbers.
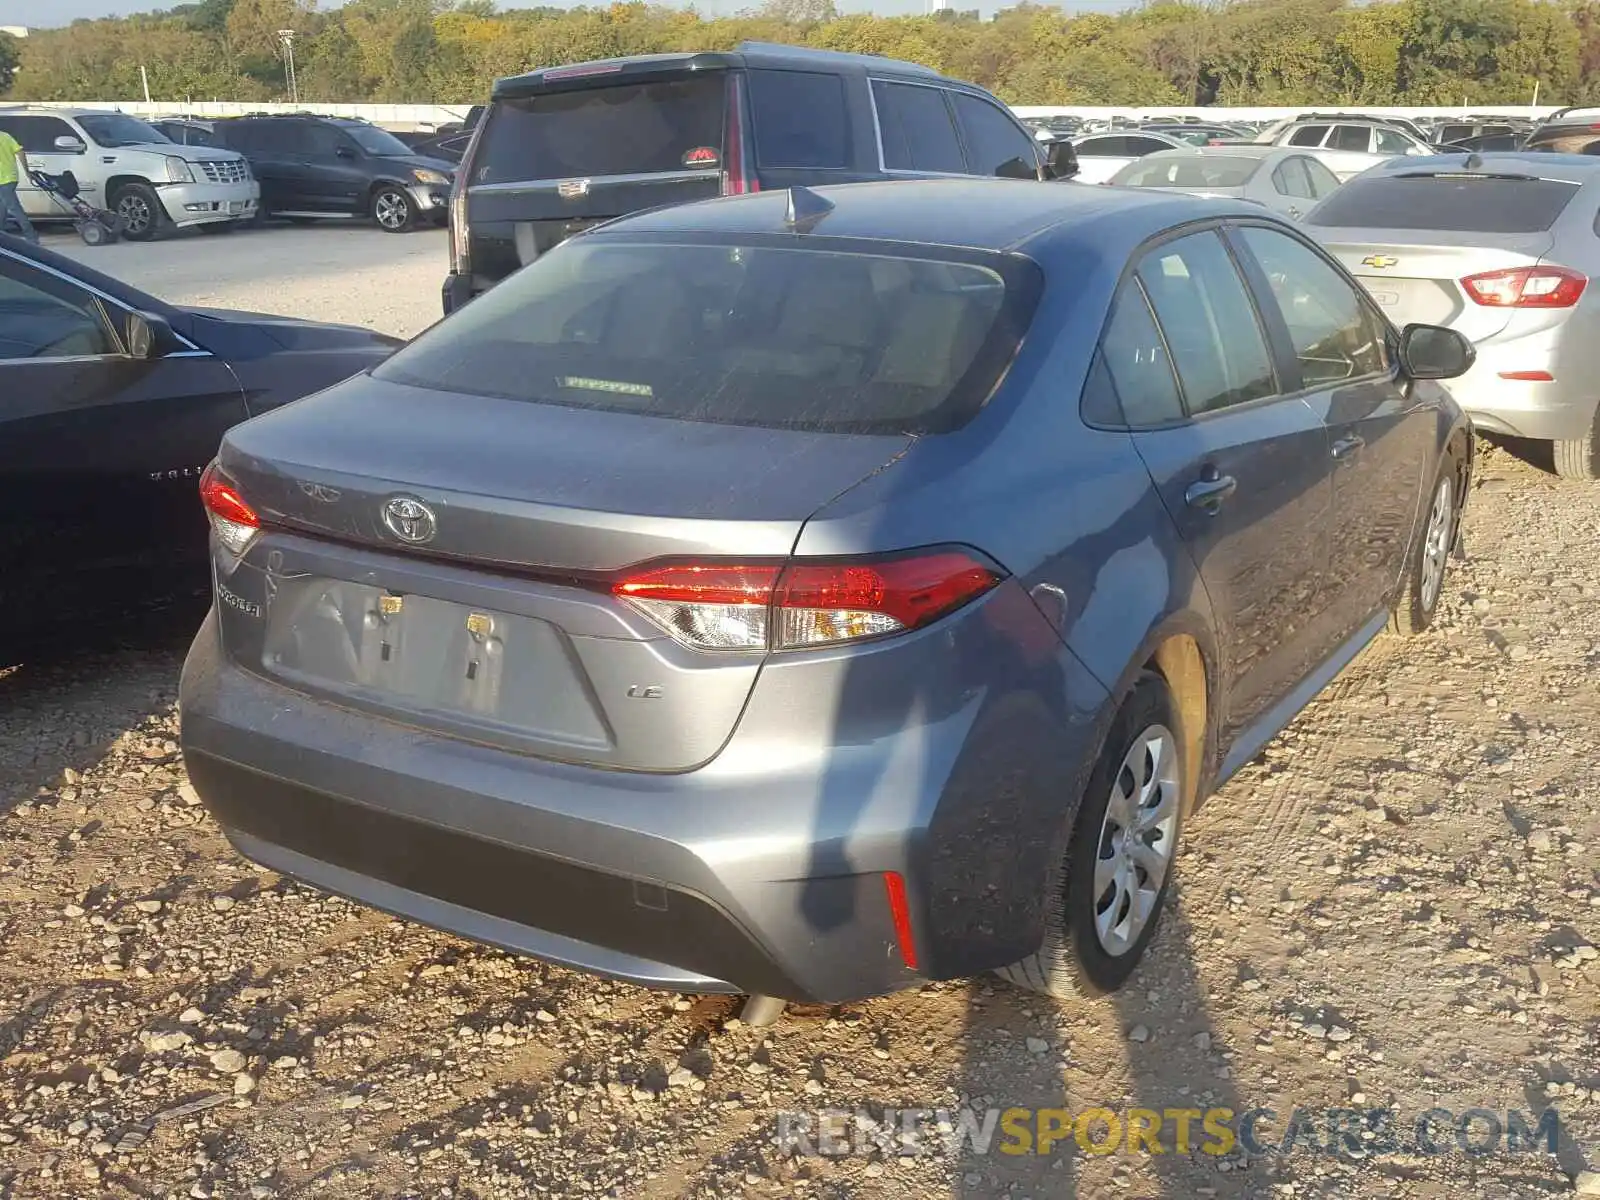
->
1306, 152, 1600, 479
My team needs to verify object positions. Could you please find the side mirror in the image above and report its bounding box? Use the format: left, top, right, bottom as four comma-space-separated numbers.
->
125, 310, 182, 360
335, 144, 357, 160
1042, 137, 1080, 181
54, 136, 87, 153
1399, 323, 1475, 381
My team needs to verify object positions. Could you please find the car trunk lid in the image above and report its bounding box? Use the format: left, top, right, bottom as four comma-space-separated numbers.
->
212, 374, 912, 772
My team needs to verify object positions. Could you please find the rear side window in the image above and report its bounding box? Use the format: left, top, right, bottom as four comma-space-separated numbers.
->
1307, 175, 1578, 232
0, 115, 77, 152
1272, 158, 1313, 199
1125, 136, 1176, 156
374, 238, 1037, 435
1288, 125, 1328, 148
1089, 281, 1184, 427
873, 81, 965, 174
1305, 158, 1340, 197
1118, 157, 1258, 188
1328, 125, 1372, 153
1135, 232, 1276, 415
1075, 136, 1127, 157
475, 78, 726, 184
749, 70, 848, 169
950, 92, 1037, 179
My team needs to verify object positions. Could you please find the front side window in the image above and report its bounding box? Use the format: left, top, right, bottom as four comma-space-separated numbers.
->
1374, 128, 1412, 154
1135, 231, 1276, 415
749, 70, 849, 169
1272, 158, 1314, 199
1304, 158, 1340, 198
300, 124, 353, 159
0, 261, 116, 360
873, 81, 965, 174
343, 124, 416, 157
1237, 226, 1388, 387
0, 116, 78, 153
950, 92, 1038, 179
374, 238, 1037, 435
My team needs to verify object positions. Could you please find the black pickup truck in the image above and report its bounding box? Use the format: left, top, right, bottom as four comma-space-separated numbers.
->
442, 42, 1077, 312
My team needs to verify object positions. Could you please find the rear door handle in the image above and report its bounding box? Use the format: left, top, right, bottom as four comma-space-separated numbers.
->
1185, 473, 1238, 513
1332, 434, 1365, 460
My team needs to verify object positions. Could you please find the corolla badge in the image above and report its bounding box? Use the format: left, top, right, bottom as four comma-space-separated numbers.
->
1361, 254, 1400, 269
382, 496, 437, 545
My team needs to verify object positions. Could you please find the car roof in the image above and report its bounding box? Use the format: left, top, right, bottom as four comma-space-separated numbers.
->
591, 178, 1262, 255
1370, 151, 1600, 184
1136, 145, 1291, 160
494, 40, 940, 97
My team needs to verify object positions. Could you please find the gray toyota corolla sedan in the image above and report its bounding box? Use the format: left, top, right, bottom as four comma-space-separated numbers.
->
180, 179, 1475, 1016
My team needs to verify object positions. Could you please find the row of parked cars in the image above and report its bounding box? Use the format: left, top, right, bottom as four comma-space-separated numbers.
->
4, 44, 1598, 1025
0, 106, 458, 239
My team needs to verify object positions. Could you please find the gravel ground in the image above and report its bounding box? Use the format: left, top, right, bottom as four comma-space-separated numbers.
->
2, 233, 1598, 1199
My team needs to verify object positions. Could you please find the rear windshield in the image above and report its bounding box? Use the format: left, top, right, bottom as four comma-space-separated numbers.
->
374, 238, 1036, 434
474, 77, 725, 184
1116, 156, 1259, 188
1307, 174, 1578, 232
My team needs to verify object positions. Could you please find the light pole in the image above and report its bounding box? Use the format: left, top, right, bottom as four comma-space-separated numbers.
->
277, 29, 298, 105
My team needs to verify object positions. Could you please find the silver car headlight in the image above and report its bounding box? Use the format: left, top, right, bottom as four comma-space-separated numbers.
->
165, 156, 195, 184
412, 168, 451, 187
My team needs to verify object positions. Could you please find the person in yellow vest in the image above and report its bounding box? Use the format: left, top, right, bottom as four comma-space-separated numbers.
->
0, 128, 39, 243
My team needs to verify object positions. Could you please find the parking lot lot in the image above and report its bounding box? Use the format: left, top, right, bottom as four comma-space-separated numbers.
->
1, 231, 1598, 1200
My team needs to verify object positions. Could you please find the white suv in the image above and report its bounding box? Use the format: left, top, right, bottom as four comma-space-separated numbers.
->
0, 107, 259, 240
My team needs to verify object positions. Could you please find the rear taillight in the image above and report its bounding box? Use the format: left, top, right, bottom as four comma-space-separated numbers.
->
1460, 265, 1587, 308
199, 462, 259, 557
612, 549, 1004, 652
720, 73, 758, 197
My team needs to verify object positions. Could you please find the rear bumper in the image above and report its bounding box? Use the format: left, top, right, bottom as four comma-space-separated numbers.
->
159, 181, 260, 226
1445, 328, 1600, 442
180, 582, 1107, 1002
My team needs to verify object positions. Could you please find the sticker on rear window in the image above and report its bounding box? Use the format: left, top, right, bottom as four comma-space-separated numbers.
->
558, 376, 654, 398
683, 146, 720, 169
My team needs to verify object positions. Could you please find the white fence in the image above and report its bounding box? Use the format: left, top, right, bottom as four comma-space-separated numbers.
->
24, 99, 1566, 131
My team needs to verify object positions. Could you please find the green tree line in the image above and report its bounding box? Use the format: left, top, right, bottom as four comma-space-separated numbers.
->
2, 0, 1596, 108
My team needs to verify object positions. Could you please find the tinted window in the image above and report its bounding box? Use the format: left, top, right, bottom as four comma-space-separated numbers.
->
299, 123, 350, 158
1272, 158, 1313, 199
1238, 226, 1388, 387
1308, 175, 1578, 232
1117, 156, 1259, 188
1304, 158, 1340, 198
1525, 128, 1600, 154
1124, 136, 1174, 156
1438, 124, 1472, 143
160, 122, 215, 147
344, 124, 415, 157
1288, 125, 1328, 148
375, 240, 1035, 435
1328, 125, 1372, 153
1075, 136, 1127, 157
749, 70, 848, 169
1091, 281, 1183, 426
0, 115, 78, 152
0, 261, 116, 360
873, 81, 965, 173
475, 78, 725, 183
1374, 128, 1412, 154
224, 121, 289, 154
950, 92, 1037, 178
1135, 232, 1275, 415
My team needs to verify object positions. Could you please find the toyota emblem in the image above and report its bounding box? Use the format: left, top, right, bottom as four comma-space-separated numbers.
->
382, 496, 437, 545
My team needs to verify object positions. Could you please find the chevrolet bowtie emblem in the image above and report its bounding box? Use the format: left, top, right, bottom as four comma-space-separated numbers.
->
1361, 254, 1399, 269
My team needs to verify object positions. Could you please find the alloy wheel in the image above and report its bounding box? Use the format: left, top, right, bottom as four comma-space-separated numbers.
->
118, 194, 152, 236
1093, 722, 1181, 956
374, 190, 409, 231
1419, 475, 1454, 613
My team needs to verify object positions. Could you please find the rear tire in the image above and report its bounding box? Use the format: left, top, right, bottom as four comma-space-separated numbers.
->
1389, 452, 1461, 636
1552, 407, 1600, 480
111, 181, 164, 242
996, 672, 1184, 999
372, 185, 417, 233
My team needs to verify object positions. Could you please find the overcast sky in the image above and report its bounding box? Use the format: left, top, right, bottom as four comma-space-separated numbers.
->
3, 0, 1132, 27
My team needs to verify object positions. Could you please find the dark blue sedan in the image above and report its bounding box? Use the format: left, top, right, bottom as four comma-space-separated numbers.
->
178, 179, 1474, 1017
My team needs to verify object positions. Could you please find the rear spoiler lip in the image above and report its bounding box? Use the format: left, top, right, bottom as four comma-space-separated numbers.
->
493, 55, 735, 99
1388, 171, 1571, 184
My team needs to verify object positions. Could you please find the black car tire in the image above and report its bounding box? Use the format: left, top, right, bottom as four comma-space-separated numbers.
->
199, 221, 237, 235
372, 185, 417, 233
111, 182, 165, 242
1552, 407, 1600, 480
1389, 451, 1462, 636
996, 671, 1184, 999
